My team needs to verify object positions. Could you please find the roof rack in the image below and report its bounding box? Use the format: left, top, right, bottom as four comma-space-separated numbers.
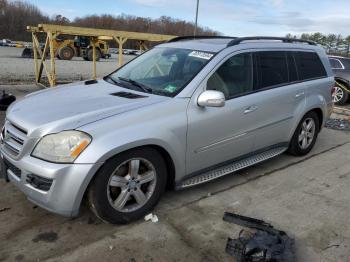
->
168, 35, 236, 42
227, 36, 317, 46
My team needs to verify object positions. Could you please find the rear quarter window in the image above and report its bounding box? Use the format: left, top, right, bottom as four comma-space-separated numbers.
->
294, 52, 327, 80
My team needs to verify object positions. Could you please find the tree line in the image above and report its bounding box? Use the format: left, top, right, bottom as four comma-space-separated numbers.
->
1, 0, 349, 55
286, 33, 350, 56
0, 0, 218, 47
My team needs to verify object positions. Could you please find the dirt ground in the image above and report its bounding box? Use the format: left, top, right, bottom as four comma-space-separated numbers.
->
0, 48, 350, 262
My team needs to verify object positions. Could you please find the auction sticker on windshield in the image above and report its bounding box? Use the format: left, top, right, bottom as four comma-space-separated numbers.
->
189, 51, 213, 60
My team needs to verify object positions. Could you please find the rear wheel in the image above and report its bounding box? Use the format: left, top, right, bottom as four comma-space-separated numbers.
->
333, 83, 349, 105
58, 46, 74, 60
288, 111, 319, 156
88, 148, 167, 224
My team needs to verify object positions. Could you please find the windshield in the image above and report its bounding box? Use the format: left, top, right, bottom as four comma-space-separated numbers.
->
107, 47, 214, 97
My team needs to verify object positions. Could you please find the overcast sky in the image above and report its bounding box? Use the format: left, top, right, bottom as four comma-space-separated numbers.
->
27, 0, 350, 36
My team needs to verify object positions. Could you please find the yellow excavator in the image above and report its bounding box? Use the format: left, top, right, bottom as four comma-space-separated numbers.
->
22, 36, 111, 61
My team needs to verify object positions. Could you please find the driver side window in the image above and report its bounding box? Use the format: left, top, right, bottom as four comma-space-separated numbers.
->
207, 53, 253, 99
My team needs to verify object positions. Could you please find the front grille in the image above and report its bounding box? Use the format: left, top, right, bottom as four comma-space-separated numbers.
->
2, 121, 27, 157
4, 158, 21, 178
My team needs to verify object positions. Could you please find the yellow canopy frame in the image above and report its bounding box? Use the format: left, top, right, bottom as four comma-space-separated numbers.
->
27, 24, 176, 87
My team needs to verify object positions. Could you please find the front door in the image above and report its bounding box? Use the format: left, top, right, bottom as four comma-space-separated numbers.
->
186, 52, 258, 174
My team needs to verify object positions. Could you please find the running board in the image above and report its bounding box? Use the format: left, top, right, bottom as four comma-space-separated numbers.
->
177, 146, 287, 189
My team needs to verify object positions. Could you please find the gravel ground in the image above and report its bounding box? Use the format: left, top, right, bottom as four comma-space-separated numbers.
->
0, 47, 134, 85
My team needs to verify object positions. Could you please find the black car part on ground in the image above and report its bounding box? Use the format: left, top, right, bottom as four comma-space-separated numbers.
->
0, 91, 16, 111
325, 118, 350, 131
223, 212, 295, 262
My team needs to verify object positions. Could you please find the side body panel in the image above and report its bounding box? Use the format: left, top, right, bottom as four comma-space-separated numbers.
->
77, 98, 189, 179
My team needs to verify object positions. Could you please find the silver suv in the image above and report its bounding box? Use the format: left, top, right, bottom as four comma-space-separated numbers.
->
0, 36, 333, 223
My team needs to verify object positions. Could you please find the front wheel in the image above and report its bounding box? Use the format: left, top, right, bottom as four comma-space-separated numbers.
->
88, 148, 167, 224
288, 111, 320, 156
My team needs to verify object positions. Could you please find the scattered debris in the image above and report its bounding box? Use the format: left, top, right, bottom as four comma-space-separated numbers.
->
325, 118, 350, 131
223, 212, 295, 262
109, 245, 114, 250
0, 90, 16, 111
144, 213, 159, 223
0, 207, 10, 212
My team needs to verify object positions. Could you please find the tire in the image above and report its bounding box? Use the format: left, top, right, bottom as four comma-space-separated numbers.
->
333, 83, 349, 105
21, 48, 33, 58
87, 48, 101, 61
58, 46, 74, 60
287, 111, 320, 156
88, 147, 167, 224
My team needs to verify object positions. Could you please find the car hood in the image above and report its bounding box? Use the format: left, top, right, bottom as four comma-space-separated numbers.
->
6, 80, 168, 136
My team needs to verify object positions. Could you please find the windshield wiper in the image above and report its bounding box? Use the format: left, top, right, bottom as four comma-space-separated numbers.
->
105, 75, 119, 85
118, 77, 152, 93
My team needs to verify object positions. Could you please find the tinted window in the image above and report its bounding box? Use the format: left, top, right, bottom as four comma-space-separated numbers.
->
329, 58, 343, 69
254, 51, 289, 90
287, 52, 298, 82
294, 52, 327, 80
207, 53, 253, 99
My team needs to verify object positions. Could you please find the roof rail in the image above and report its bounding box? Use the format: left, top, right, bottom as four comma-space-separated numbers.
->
227, 36, 317, 47
168, 35, 236, 42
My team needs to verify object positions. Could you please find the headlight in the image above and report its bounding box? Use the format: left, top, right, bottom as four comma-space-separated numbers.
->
32, 131, 92, 163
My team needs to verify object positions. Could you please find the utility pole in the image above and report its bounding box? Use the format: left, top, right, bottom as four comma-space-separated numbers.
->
194, 0, 199, 37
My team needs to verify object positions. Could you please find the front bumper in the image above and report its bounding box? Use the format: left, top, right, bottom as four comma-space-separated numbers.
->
0, 150, 100, 217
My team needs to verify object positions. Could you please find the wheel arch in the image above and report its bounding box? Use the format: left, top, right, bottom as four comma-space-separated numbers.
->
76, 144, 177, 214
335, 76, 349, 85
309, 107, 323, 131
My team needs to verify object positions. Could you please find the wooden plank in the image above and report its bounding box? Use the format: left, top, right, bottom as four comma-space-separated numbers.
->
37, 24, 175, 42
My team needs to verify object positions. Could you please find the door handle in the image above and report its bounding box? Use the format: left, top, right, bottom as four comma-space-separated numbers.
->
244, 105, 258, 114
295, 91, 305, 98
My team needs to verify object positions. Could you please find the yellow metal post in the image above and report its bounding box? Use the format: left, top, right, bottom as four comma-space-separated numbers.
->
92, 37, 97, 80
48, 31, 56, 86
33, 34, 53, 86
32, 32, 38, 82
139, 41, 148, 51
114, 36, 127, 67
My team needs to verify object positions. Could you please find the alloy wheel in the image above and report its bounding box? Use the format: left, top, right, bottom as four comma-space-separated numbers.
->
298, 118, 316, 150
107, 158, 157, 212
333, 86, 344, 103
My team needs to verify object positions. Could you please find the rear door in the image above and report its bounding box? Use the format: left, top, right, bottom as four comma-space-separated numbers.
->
251, 51, 306, 150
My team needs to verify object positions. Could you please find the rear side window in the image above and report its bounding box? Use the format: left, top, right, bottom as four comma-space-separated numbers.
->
329, 58, 344, 69
287, 52, 298, 82
294, 52, 327, 80
254, 51, 289, 90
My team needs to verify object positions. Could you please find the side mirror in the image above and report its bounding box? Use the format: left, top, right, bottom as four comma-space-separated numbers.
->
197, 90, 225, 107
